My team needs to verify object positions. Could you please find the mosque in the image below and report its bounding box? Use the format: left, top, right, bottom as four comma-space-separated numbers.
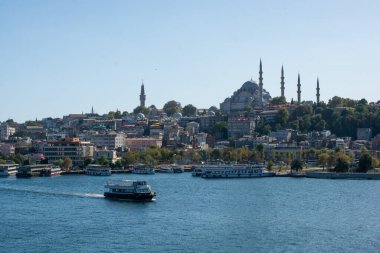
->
220, 60, 271, 114
220, 60, 321, 114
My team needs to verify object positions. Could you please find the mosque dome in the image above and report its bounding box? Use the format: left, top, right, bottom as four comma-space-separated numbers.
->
136, 113, 146, 120
241, 80, 259, 90
172, 112, 183, 120
208, 110, 216, 116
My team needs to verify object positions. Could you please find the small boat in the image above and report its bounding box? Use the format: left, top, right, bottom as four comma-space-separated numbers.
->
132, 165, 155, 174
0, 164, 18, 177
104, 180, 156, 201
39, 166, 62, 177
158, 165, 183, 173
84, 165, 111, 176
16, 165, 46, 178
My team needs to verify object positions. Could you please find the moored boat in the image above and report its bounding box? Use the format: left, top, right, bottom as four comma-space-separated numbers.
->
16, 164, 54, 178
132, 164, 155, 174
158, 165, 183, 173
104, 179, 156, 201
0, 164, 18, 177
39, 166, 62, 177
201, 164, 275, 178
84, 165, 111, 176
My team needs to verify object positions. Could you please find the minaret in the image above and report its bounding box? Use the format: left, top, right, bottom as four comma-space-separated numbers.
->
316, 78, 320, 104
140, 81, 146, 107
259, 59, 263, 106
280, 65, 285, 98
91, 106, 94, 114
297, 73, 301, 104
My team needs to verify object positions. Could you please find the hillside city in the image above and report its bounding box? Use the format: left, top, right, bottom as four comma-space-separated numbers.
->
1, 61, 380, 173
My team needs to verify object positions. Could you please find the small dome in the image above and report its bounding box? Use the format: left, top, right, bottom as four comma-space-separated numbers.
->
241, 80, 259, 90
136, 113, 146, 120
172, 112, 182, 120
208, 110, 216, 116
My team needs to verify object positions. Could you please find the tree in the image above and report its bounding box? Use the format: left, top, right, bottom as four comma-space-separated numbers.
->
63, 157, 73, 171
291, 159, 303, 173
270, 96, 287, 105
335, 157, 349, 172
255, 144, 265, 161
318, 153, 329, 171
212, 121, 228, 140
163, 100, 182, 116
275, 108, 289, 127
266, 160, 274, 171
210, 149, 222, 160
133, 106, 149, 115
84, 157, 93, 167
358, 153, 372, 173
124, 151, 139, 165
96, 156, 110, 166
182, 104, 197, 117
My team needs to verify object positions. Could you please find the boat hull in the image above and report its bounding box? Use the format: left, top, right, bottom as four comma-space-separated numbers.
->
16, 173, 32, 178
104, 192, 156, 201
202, 172, 275, 178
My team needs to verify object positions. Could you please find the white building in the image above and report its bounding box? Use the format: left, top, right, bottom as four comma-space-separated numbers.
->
88, 132, 126, 150
0, 124, 16, 140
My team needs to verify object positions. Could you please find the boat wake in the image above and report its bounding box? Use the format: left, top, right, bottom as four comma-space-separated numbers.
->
0, 186, 104, 199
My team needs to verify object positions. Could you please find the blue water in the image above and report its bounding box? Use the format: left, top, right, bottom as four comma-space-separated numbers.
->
0, 174, 379, 253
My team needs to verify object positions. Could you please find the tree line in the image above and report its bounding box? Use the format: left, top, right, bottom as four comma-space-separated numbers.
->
259, 96, 380, 139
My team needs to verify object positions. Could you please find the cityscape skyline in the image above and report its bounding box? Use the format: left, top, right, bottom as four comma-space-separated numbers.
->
1, 0, 380, 122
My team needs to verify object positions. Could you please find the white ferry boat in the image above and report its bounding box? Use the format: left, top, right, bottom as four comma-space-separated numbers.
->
16, 164, 55, 178
84, 165, 111, 176
132, 165, 155, 174
192, 161, 226, 176
104, 180, 156, 200
158, 165, 183, 173
39, 166, 62, 177
201, 164, 275, 178
0, 164, 18, 177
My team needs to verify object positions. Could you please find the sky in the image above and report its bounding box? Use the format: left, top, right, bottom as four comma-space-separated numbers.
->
1, 0, 380, 122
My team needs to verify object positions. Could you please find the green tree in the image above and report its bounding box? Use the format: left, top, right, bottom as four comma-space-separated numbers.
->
275, 108, 289, 127
133, 106, 149, 115
182, 104, 197, 117
210, 149, 222, 160
270, 96, 287, 105
358, 153, 372, 173
291, 159, 303, 173
266, 160, 274, 171
96, 156, 110, 166
163, 100, 182, 116
84, 157, 92, 167
114, 160, 123, 169
335, 157, 349, 172
212, 121, 228, 140
255, 144, 265, 161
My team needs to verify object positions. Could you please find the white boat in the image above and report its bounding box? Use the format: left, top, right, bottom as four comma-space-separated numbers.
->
104, 180, 156, 201
192, 161, 226, 176
132, 165, 155, 174
0, 164, 18, 177
84, 165, 111, 176
159, 165, 183, 173
201, 164, 275, 178
39, 166, 62, 177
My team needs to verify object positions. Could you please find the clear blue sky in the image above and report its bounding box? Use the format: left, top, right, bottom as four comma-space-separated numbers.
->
1, 0, 380, 122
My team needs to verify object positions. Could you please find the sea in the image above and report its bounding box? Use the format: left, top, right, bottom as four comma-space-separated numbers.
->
0, 173, 379, 253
